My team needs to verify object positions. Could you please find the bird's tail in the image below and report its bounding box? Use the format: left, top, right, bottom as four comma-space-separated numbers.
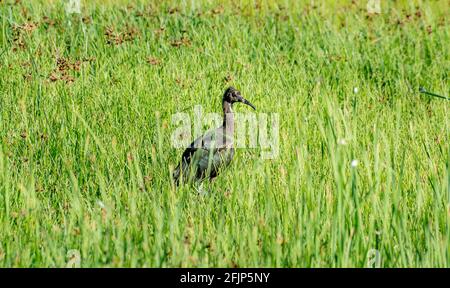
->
172, 164, 181, 186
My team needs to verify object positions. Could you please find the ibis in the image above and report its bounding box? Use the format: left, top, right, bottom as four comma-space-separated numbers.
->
173, 87, 256, 185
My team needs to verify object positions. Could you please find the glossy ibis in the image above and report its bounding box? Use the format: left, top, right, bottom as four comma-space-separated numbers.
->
173, 87, 256, 185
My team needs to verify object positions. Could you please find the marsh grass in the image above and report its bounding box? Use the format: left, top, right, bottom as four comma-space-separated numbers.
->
0, 0, 448, 267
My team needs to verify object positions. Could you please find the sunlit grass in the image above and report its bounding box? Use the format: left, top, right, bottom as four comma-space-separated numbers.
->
0, 0, 448, 267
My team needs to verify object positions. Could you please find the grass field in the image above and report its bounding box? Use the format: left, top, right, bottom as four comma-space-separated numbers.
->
0, 0, 448, 267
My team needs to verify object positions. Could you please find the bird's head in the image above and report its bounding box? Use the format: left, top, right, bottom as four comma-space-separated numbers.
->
223, 87, 256, 110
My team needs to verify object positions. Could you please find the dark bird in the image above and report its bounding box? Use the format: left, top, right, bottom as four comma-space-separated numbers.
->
173, 87, 256, 185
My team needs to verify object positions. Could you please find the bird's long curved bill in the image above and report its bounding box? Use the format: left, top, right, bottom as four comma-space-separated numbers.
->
242, 98, 256, 110
419, 87, 450, 101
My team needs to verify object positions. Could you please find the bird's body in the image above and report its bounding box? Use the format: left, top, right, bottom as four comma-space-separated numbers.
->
173, 126, 235, 183
173, 87, 255, 185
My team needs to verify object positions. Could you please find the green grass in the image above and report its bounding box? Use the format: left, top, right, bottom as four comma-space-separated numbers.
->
0, 0, 448, 267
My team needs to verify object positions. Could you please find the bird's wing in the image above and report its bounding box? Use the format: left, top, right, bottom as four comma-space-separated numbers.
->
172, 134, 206, 183
176, 130, 223, 167
173, 128, 233, 184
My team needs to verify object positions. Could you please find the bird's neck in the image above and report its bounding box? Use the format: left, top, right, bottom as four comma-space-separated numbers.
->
222, 101, 234, 131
